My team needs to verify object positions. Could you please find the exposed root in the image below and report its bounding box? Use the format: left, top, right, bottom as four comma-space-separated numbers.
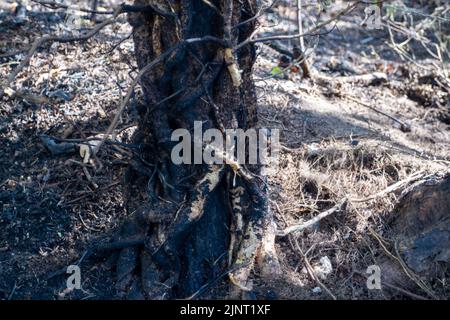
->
113, 162, 282, 299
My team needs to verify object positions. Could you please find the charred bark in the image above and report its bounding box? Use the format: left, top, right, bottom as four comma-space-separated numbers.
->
113, 0, 280, 299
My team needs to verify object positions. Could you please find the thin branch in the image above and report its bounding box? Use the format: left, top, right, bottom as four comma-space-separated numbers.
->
234, 0, 280, 29
297, 0, 305, 52
350, 171, 427, 203
234, 1, 360, 51
30, 0, 114, 15
279, 171, 433, 237
278, 198, 348, 236
30, 0, 176, 18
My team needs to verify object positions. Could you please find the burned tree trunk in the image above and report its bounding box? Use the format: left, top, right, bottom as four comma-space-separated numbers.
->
390, 173, 449, 277
115, 0, 280, 299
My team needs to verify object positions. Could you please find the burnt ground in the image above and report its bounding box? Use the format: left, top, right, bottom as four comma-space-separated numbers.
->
0, 1, 449, 299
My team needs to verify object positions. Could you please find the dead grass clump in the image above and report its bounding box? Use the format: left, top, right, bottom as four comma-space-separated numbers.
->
269, 138, 448, 299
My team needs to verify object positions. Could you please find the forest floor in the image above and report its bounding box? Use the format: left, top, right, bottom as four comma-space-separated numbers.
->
0, 1, 449, 299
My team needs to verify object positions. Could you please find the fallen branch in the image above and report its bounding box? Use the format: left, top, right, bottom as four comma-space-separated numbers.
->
278, 171, 430, 237
46, 237, 146, 280
335, 72, 387, 85
350, 171, 427, 203
315, 72, 388, 90
0, 50, 24, 59
277, 198, 348, 236
280, 133, 376, 152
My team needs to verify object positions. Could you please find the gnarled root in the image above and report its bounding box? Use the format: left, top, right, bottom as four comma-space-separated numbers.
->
113, 164, 280, 299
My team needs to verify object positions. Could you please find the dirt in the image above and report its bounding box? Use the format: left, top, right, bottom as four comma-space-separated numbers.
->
0, 0, 449, 299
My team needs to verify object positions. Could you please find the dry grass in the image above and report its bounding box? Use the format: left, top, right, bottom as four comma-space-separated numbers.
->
266, 140, 448, 299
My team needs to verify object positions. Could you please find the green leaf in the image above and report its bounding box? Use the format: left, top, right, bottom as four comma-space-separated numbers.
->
270, 66, 282, 76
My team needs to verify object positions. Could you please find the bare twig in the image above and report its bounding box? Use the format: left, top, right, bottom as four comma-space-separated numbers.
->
30, 0, 114, 15
234, 1, 360, 51
350, 171, 427, 203
234, 0, 280, 29
30, 0, 176, 17
366, 225, 439, 299
82, 166, 98, 190
7, 282, 17, 300
279, 171, 432, 237
297, 0, 304, 52
278, 198, 348, 236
